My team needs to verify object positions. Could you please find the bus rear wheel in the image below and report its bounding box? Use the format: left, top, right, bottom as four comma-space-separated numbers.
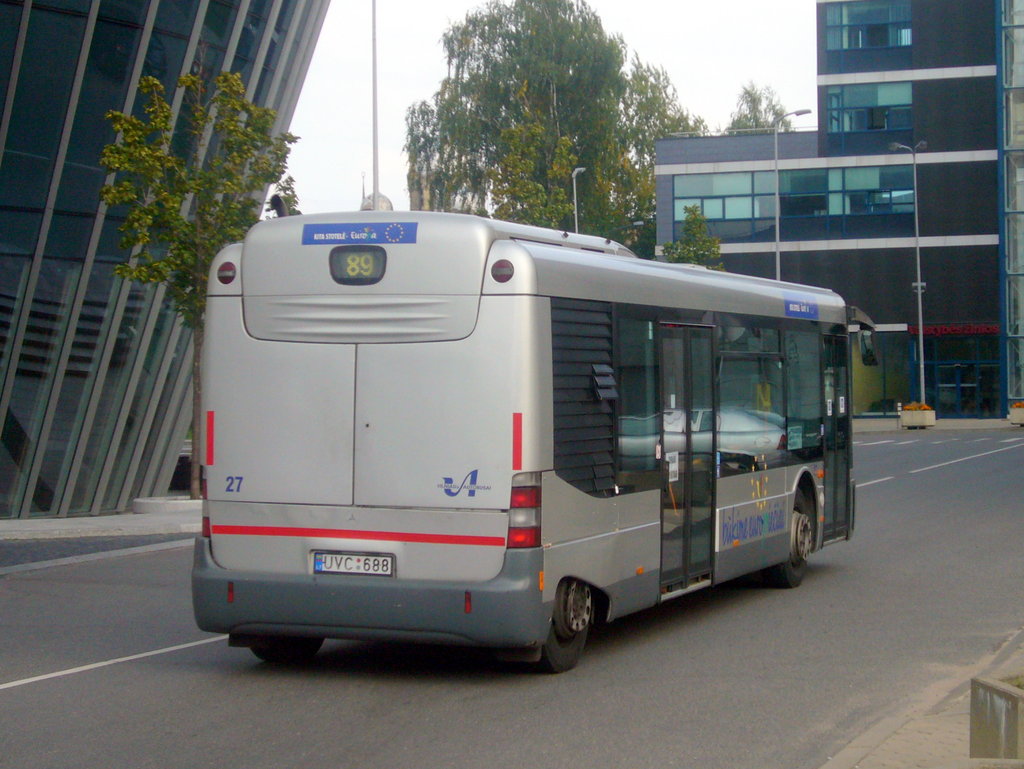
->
249, 635, 324, 664
763, 491, 814, 589
537, 578, 593, 673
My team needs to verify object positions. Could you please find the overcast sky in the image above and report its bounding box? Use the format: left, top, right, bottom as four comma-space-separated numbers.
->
286, 0, 819, 213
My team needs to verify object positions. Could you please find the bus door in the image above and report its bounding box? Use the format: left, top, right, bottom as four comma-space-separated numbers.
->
659, 325, 715, 590
822, 335, 851, 540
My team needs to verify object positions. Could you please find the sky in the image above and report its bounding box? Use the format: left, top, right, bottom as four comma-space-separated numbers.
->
286, 0, 819, 214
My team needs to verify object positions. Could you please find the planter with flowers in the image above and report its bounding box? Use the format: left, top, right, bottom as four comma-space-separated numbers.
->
900, 402, 935, 429
1010, 402, 1024, 426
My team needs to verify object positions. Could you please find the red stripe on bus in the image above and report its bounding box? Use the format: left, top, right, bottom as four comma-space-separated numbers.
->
210, 525, 506, 547
206, 411, 215, 466
512, 412, 523, 470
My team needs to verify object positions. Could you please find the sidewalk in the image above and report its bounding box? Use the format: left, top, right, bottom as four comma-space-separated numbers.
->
0, 497, 201, 540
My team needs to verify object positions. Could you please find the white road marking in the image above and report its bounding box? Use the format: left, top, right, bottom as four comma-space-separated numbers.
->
910, 442, 1024, 475
0, 636, 226, 692
857, 477, 894, 488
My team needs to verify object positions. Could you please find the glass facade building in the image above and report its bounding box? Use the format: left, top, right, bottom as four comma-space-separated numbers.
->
1003, 0, 1024, 404
0, 0, 329, 518
656, 0, 1005, 419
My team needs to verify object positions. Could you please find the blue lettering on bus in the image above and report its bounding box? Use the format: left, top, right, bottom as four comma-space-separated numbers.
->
720, 504, 786, 544
438, 470, 492, 498
301, 222, 418, 245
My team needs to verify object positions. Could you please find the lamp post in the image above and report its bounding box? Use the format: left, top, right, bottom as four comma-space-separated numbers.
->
572, 167, 586, 233
371, 0, 379, 210
773, 108, 811, 280
890, 140, 928, 404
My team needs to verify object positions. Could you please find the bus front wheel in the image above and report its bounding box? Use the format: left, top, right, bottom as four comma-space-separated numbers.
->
763, 491, 814, 589
538, 578, 593, 673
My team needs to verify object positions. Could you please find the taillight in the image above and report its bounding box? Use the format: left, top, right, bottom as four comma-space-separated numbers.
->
510, 486, 540, 508
507, 526, 541, 548
508, 486, 541, 549
202, 515, 211, 538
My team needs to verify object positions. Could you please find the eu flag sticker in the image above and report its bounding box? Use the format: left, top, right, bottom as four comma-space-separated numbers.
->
784, 294, 819, 320
302, 222, 418, 245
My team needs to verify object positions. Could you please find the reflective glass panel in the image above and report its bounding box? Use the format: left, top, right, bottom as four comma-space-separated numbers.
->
1007, 214, 1024, 273
103, 297, 179, 510
1007, 153, 1024, 212
1006, 91, 1024, 149
57, 19, 142, 214
0, 9, 86, 209
1, 255, 83, 515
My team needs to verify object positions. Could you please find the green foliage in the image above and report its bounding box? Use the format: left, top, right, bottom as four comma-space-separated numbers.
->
405, 0, 705, 242
662, 205, 723, 270
488, 114, 576, 227
726, 81, 789, 134
100, 72, 296, 331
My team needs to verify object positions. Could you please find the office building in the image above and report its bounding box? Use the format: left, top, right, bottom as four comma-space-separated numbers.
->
656, 0, 1013, 418
0, 0, 328, 517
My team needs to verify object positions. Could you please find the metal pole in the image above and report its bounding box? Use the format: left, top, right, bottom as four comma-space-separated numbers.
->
774, 122, 781, 280
773, 109, 811, 281
891, 141, 928, 403
911, 149, 926, 404
371, 0, 379, 210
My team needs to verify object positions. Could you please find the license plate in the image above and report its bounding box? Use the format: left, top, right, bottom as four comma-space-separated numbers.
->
312, 551, 395, 577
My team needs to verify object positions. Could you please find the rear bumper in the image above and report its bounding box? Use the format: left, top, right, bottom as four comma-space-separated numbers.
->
191, 538, 552, 648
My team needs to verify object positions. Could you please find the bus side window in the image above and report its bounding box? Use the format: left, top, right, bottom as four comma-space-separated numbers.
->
717, 355, 785, 476
615, 318, 660, 491
785, 331, 824, 456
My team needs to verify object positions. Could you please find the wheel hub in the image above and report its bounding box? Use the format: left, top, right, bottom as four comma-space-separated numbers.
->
554, 580, 593, 638
791, 511, 813, 561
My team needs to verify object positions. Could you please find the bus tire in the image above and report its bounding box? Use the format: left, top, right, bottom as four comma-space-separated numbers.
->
762, 490, 814, 589
537, 578, 593, 673
249, 635, 324, 664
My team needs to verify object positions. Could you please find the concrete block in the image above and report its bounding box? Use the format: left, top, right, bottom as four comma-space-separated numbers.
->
972, 678, 1024, 759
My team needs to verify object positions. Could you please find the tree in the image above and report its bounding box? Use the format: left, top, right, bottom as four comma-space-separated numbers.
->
405, 0, 705, 241
100, 72, 297, 497
662, 205, 723, 270
726, 81, 790, 134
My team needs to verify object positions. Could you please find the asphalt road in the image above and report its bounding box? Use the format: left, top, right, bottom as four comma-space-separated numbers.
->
1, 428, 1022, 769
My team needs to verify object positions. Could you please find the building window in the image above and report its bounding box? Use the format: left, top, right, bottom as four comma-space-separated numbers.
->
825, 0, 911, 51
671, 165, 914, 241
827, 83, 912, 133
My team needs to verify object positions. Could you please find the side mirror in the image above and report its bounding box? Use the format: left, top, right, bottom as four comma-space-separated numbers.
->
860, 329, 879, 366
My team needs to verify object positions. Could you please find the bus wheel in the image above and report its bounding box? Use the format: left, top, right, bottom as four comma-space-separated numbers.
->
538, 579, 593, 673
763, 491, 814, 589
249, 636, 324, 664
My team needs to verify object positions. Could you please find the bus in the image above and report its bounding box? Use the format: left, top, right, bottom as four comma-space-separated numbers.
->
192, 211, 872, 672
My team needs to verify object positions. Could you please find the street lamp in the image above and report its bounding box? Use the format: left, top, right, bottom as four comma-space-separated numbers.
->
773, 109, 812, 280
890, 140, 928, 405
572, 167, 586, 233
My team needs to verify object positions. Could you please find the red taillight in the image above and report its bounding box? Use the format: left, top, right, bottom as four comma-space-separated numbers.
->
510, 486, 540, 508
507, 526, 541, 548
217, 262, 237, 284
202, 515, 211, 538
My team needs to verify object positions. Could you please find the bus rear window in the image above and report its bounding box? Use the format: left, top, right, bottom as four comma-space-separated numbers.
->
329, 245, 387, 285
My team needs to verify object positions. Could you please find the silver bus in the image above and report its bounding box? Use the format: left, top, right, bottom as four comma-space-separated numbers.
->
192, 211, 870, 672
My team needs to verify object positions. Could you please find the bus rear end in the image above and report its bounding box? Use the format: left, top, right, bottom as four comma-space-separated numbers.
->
192, 213, 555, 662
